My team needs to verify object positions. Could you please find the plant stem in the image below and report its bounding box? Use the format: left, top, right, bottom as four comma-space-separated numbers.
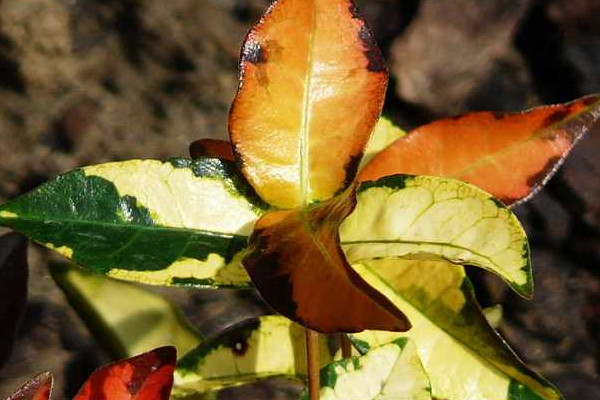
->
306, 328, 320, 400
341, 334, 352, 358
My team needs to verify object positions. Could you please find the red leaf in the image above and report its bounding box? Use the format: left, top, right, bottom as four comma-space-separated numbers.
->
5, 372, 53, 400
243, 188, 410, 333
73, 347, 176, 400
360, 94, 600, 205
189, 139, 235, 161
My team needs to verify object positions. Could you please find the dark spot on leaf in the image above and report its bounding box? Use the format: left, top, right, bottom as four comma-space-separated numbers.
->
243, 41, 266, 65
526, 156, 562, 189
542, 109, 571, 127
230, 340, 249, 356
358, 26, 386, 73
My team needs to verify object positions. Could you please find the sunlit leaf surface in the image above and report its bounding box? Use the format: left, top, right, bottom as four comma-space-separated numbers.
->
0, 158, 267, 288
341, 175, 532, 297
360, 94, 600, 205
230, 0, 388, 208
351, 260, 562, 400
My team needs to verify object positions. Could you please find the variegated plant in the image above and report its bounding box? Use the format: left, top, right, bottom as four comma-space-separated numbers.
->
1, 0, 599, 400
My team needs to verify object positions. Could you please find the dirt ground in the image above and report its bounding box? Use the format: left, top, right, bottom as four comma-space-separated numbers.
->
0, 0, 599, 399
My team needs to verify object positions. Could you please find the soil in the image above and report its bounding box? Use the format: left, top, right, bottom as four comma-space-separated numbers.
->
0, 0, 599, 399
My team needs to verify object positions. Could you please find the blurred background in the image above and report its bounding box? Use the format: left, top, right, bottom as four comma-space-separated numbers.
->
0, 0, 599, 398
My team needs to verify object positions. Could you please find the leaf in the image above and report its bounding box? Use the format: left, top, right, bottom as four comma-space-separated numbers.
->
359, 117, 406, 171
5, 372, 53, 400
229, 0, 388, 209
189, 139, 235, 161
243, 188, 410, 333
50, 262, 203, 359
303, 339, 431, 400
350, 259, 562, 400
0, 158, 267, 288
73, 346, 176, 400
340, 174, 532, 297
174, 316, 333, 396
359, 94, 600, 205
0, 233, 28, 368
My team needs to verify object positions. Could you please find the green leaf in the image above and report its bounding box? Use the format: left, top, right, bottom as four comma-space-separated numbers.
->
174, 316, 333, 396
0, 158, 268, 288
302, 338, 431, 400
359, 117, 406, 171
350, 259, 562, 400
50, 262, 203, 359
340, 175, 533, 298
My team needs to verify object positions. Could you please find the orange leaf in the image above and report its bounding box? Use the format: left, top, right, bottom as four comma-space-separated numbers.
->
360, 94, 600, 205
229, 0, 387, 209
5, 373, 53, 400
243, 188, 410, 333
73, 347, 176, 400
189, 139, 235, 161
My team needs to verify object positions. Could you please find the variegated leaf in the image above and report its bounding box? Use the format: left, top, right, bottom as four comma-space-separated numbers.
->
359, 117, 406, 171
302, 339, 431, 400
340, 175, 532, 297
360, 94, 600, 206
0, 158, 268, 288
51, 262, 203, 359
174, 316, 333, 396
350, 259, 562, 400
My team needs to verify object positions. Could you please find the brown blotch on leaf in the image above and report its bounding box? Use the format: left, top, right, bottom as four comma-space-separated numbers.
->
242, 41, 266, 65
358, 26, 386, 73
525, 155, 563, 188
231, 340, 249, 357
542, 109, 571, 127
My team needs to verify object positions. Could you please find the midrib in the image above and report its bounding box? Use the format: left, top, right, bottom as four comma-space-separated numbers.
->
298, 3, 317, 205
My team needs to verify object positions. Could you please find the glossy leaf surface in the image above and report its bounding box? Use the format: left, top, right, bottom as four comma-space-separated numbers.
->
243, 190, 411, 333
230, 0, 388, 208
0, 158, 265, 288
51, 262, 202, 359
0, 233, 28, 368
174, 316, 333, 396
340, 175, 532, 297
74, 347, 176, 400
5, 373, 53, 400
303, 339, 431, 400
351, 260, 562, 400
360, 94, 600, 205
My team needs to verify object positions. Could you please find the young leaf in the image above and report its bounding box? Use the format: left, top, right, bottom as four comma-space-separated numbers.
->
189, 139, 235, 161
359, 117, 406, 171
351, 259, 562, 400
73, 346, 176, 400
243, 189, 410, 334
360, 94, 600, 206
340, 175, 532, 298
303, 339, 431, 400
4, 372, 53, 400
50, 262, 203, 359
229, 0, 388, 209
0, 158, 267, 288
174, 316, 333, 396
0, 233, 28, 368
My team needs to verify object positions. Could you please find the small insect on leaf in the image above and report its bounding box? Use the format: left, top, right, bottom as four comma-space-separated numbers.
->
73, 346, 176, 400
230, 0, 388, 208
243, 188, 410, 334
0, 232, 28, 369
189, 139, 235, 161
360, 94, 600, 206
4, 372, 53, 400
